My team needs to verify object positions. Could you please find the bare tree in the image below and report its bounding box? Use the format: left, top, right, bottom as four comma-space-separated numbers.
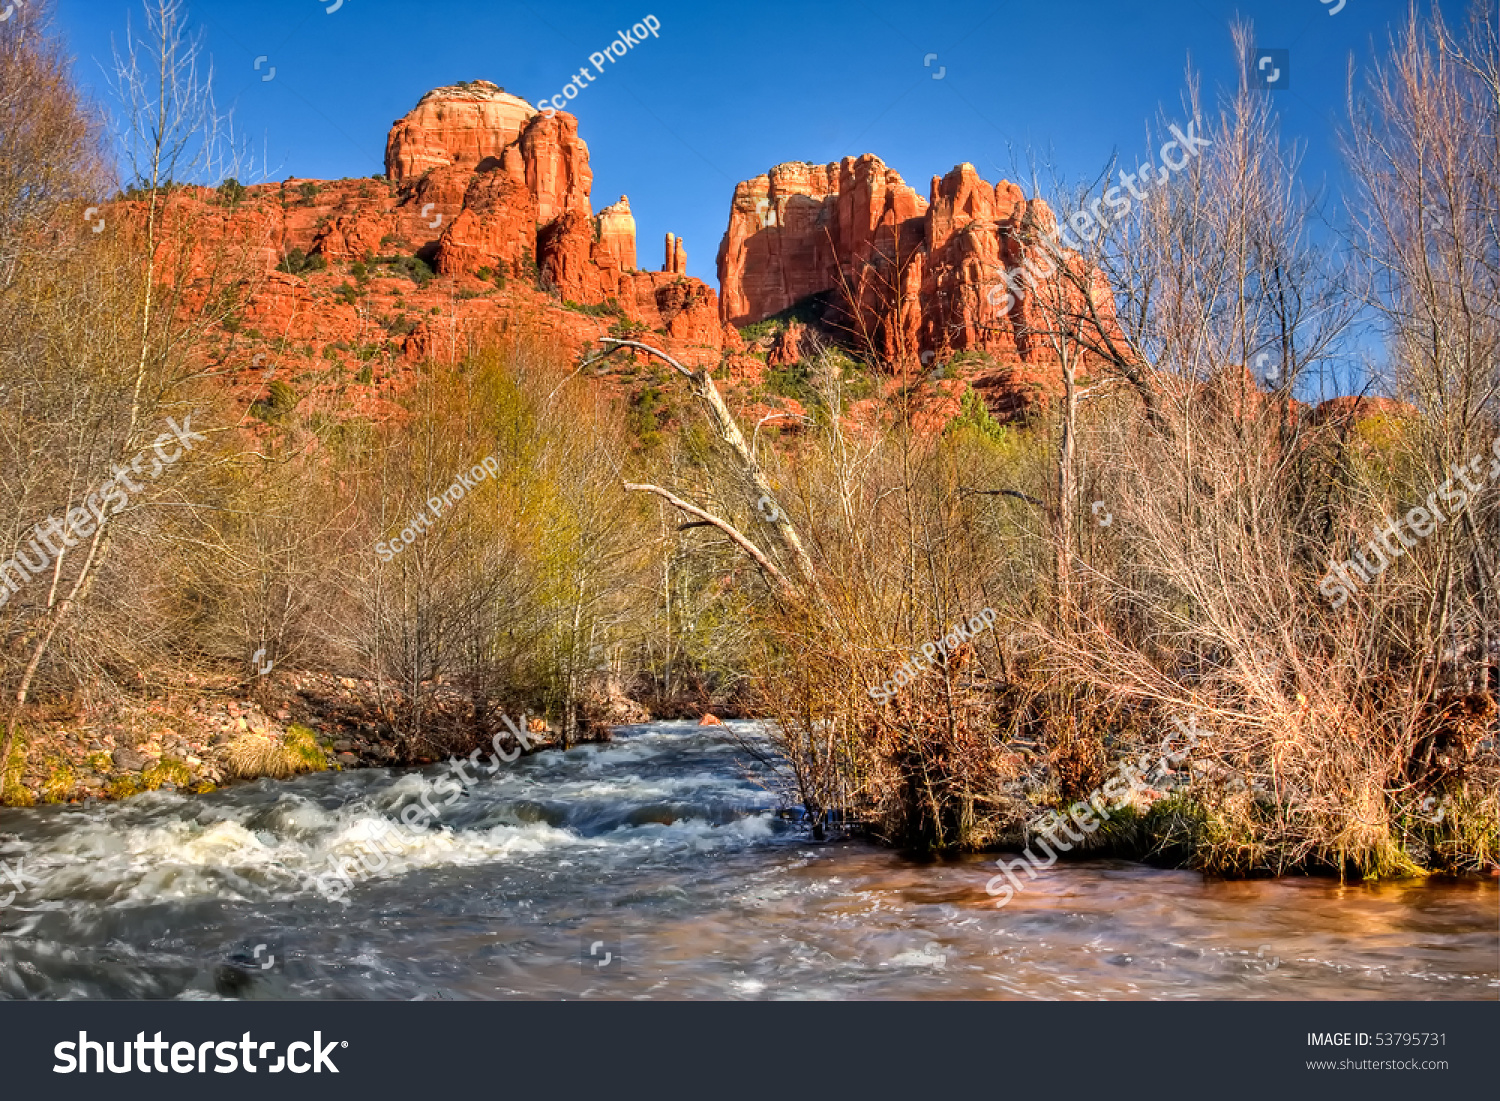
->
0, 0, 240, 777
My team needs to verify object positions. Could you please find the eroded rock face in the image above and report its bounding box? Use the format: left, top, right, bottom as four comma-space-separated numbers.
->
380, 86, 721, 346
717, 156, 926, 327
717, 156, 1121, 370
595, 196, 636, 271
767, 320, 814, 366
385, 81, 537, 181
431, 169, 538, 276
518, 110, 593, 223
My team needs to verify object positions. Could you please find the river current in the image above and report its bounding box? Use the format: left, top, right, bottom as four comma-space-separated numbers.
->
1, 721, 1494, 999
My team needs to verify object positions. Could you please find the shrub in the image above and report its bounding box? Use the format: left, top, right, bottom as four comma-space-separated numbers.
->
738, 318, 784, 343
142, 758, 192, 790
285, 725, 328, 772
41, 763, 75, 803
382, 314, 419, 337
517, 246, 538, 281
252, 380, 300, 422
267, 380, 298, 408
106, 776, 141, 800
737, 291, 832, 343
375, 255, 434, 287
217, 177, 246, 206
762, 361, 820, 405
946, 386, 1008, 444
277, 248, 327, 276
949, 349, 995, 371
564, 298, 626, 318
607, 318, 649, 339
628, 385, 676, 450
298, 181, 319, 202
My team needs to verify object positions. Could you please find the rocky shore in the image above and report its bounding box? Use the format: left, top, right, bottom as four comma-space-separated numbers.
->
0, 670, 652, 806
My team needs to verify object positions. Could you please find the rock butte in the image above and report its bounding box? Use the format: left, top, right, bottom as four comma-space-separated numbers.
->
107, 78, 732, 427
716, 156, 1125, 369
125, 81, 1318, 427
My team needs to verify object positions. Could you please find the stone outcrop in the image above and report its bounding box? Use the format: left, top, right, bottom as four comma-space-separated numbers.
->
717, 156, 1122, 371
516, 109, 593, 224
595, 196, 636, 270
767, 320, 814, 366
385, 81, 537, 181
290, 84, 725, 352
123, 79, 1151, 429
716, 156, 926, 327
664, 233, 687, 274
380, 86, 718, 340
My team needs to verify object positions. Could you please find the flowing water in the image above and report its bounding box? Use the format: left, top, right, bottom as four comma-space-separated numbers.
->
0, 721, 1494, 1000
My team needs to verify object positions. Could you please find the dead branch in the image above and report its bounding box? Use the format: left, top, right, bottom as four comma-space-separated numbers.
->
623, 482, 794, 593
600, 337, 818, 589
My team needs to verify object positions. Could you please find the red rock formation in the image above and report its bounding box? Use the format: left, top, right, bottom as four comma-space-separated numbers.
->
664, 233, 687, 274
717, 156, 926, 327
595, 196, 636, 271
717, 156, 1122, 374
767, 320, 814, 366
431, 169, 538, 276
115, 80, 1141, 433
94, 79, 735, 435
385, 81, 537, 180
376, 88, 720, 342
1308, 395, 1414, 427
518, 110, 593, 224
537, 210, 597, 298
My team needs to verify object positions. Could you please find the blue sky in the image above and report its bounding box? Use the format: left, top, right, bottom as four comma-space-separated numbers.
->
54, 0, 1425, 289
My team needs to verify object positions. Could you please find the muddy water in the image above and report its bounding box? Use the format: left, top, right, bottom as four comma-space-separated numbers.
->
0, 721, 1494, 999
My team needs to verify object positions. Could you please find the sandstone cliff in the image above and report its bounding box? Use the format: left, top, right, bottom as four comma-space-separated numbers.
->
137, 82, 728, 388
116, 81, 1133, 432
717, 155, 1122, 375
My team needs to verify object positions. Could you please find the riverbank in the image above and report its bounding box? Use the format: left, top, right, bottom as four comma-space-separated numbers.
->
0, 670, 585, 807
